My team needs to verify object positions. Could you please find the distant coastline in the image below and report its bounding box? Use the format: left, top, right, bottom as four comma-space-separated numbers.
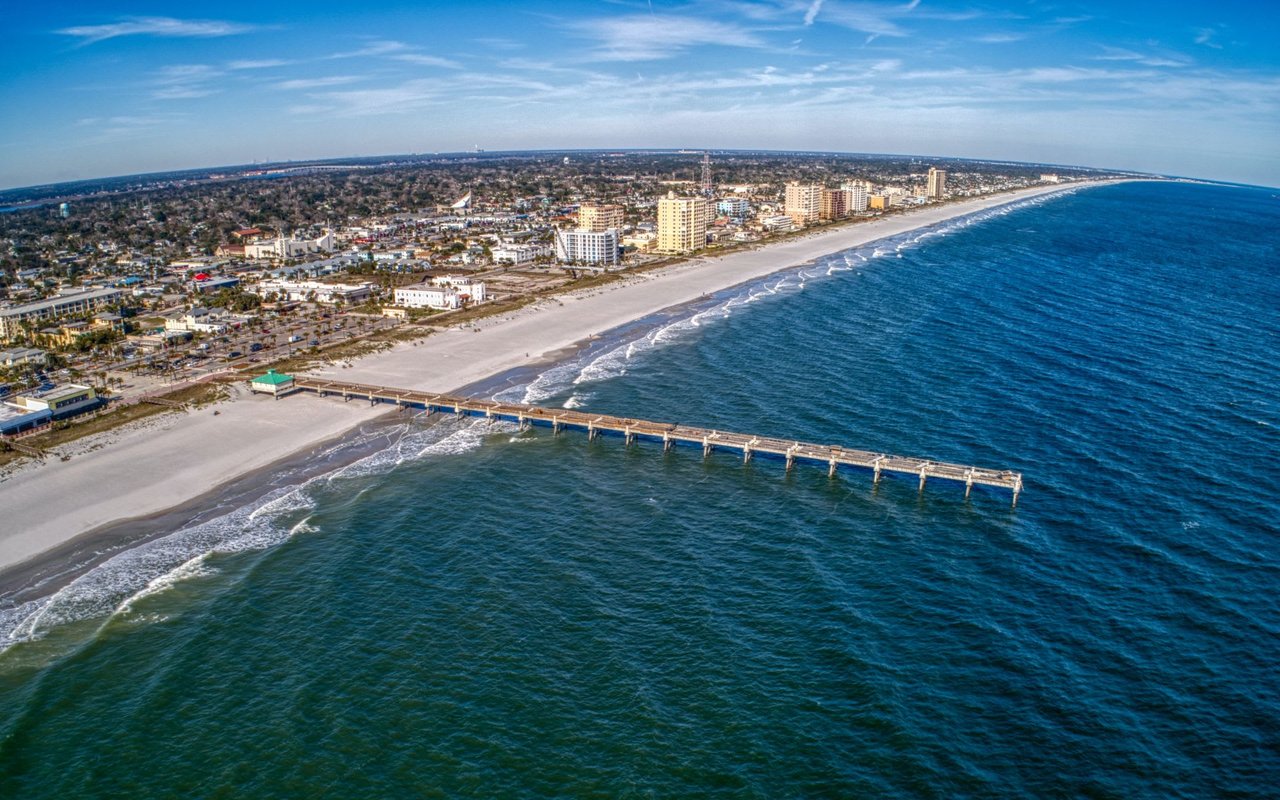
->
0, 179, 1129, 587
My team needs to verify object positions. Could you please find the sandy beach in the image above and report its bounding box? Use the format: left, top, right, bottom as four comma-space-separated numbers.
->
0, 181, 1109, 577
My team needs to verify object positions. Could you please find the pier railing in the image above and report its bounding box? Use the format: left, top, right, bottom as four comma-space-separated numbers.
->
292, 377, 1024, 504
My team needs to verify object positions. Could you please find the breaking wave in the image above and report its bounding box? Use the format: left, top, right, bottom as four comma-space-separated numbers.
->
0, 417, 504, 654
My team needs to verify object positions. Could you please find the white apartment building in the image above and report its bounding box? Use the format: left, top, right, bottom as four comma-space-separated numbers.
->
839, 182, 870, 212
758, 215, 796, 232
717, 198, 750, 217
554, 228, 620, 267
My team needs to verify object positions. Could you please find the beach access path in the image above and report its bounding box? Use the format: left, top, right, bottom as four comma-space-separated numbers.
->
0, 181, 1110, 575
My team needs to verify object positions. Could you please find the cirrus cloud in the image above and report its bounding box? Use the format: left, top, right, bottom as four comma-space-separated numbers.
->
57, 16, 257, 45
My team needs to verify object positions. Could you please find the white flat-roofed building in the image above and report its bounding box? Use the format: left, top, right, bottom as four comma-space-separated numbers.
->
165, 307, 230, 334
395, 277, 486, 310
759, 214, 796, 232
8, 383, 100, 418
554, 228, 620, 267
0, 347, 46, 367
717, 198, 750, 218
243, 231, 335, 260
0, 288, 124, 341
492, 243, 549, 266
252, 279, 374, 305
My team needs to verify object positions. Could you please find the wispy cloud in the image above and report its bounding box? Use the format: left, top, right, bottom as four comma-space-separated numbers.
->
803, 0, 825, 26
327, 39, 410, 59
1194, 27, 1223, 49
977, 33, 1024, 44
227, 59, 291, 70
812, 0, 922, 42
1094, 46, 1190, 68
567, 14, 765, 61
151, 64, 223, 101
298, 79, 443, 116
275, 76, 363, 90
392, 53, 463, 69
57, 16, 255, 46
326, 39, 460, 68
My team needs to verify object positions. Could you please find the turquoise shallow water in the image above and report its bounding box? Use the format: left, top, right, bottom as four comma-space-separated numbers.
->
1, 181, 1277, 797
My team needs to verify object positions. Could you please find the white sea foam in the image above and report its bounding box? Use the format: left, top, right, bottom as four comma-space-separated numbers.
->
0, 417, 505, 653
117, 553, 217, 615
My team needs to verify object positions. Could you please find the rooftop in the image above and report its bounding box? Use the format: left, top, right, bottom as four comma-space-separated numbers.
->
251, 370, 294, 386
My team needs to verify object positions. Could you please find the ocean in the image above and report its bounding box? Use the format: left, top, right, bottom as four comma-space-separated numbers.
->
1, 181, 1277, 797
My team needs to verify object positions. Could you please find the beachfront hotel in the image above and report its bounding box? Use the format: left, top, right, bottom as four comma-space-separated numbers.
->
656, 193, 709, 254
784, 183, 823, 227
928, 167, 948, 199
578, 203, 624, 233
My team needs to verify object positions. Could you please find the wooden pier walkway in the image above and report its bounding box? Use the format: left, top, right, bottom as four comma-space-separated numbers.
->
293, 377, 1024, 504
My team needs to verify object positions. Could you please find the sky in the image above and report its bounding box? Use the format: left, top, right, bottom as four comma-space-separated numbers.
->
1, 1, 1277, 189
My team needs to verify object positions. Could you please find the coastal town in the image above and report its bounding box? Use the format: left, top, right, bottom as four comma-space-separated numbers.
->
0, 150, 1112, 453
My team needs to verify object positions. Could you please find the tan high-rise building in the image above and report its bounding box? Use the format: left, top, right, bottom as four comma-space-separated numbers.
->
656, 192, 708, 254
784, 182, 822, 227
578, 203, 624, 232
927, 167, 947, 199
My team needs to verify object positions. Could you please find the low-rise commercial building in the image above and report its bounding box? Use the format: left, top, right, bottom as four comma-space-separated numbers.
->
166, 307, 232, 334
0, 288, 124, 342
243, 231, 335, 259
6, 384, 101, 419
0, 347, 46, 367
492, 243, 549, 266
252, 279, 374, 304
394, 277, 487, 310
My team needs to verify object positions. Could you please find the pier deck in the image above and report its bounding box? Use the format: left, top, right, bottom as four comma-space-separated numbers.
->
292, 377, 1024, 503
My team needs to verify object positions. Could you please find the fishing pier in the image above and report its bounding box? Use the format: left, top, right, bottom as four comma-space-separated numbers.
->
292, 377, 1024, 504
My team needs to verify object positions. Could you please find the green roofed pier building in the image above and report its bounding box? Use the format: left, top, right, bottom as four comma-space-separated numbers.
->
249, 370, 295, 398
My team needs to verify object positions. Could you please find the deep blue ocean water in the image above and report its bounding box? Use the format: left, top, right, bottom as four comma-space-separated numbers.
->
0, 181, 1277, 797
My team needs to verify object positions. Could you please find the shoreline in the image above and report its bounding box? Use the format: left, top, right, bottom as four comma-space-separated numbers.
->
0, 180, 1124, 585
